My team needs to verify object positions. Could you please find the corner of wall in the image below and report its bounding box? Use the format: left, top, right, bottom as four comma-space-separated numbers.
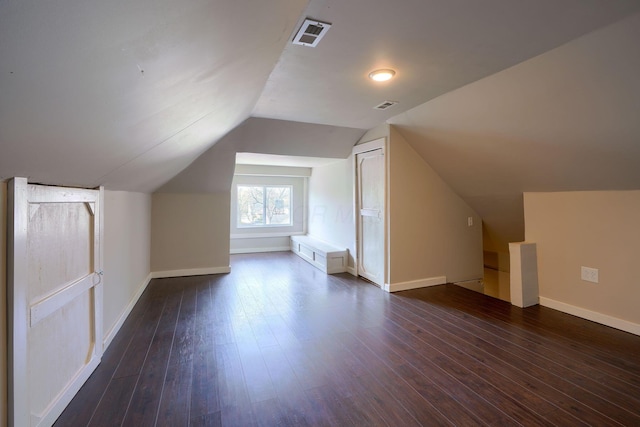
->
357, 123, 389, 145
151, 192, 231, 273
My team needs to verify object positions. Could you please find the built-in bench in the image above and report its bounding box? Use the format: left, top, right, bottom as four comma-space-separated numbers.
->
290, 235, 348, 274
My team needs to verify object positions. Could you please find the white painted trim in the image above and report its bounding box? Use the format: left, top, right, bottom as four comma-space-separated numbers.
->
30, 274, 96, 326
8, 177, 29, 427
303, 176, 308, 235
230, 246, 291, 254
384, 276, 447, 293
352, 137, 385, 155
346, 260, 358, 276
36, 355, 100, 427
27, 185, 98, 203
539, 297, 640, 336
102, 273, 152, 350
354, 144, 387, 287
230, 231, 304, 239
96, 186, 104, 355
151, 266, 231, 279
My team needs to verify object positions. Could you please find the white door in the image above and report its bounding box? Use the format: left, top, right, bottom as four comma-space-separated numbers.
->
8, 178, 104, 427
356, 148, 385, 286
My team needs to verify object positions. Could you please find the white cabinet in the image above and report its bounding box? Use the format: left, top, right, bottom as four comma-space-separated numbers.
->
290, 235, 347, 274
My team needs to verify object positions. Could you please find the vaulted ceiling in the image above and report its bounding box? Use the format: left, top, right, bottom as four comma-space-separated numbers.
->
2, 0, 640, 250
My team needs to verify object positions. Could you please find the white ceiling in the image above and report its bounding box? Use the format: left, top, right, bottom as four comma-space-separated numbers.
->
2, 0, 640, 249
0, 0, 308, 191
253, 0, 640, 129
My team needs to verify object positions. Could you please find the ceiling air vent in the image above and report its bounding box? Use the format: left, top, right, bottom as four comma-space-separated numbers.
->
374, 100, 398, 110
292, 18, 332, 47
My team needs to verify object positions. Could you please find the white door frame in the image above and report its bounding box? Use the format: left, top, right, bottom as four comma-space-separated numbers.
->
352, 138, 387, 287
8, 177, 104, 427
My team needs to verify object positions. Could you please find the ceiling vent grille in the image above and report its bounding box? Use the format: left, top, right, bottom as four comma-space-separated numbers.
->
374, 100, 398, 110
292, 18, 332, 47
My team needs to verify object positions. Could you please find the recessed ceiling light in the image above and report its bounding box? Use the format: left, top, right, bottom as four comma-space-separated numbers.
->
369, 69, 396, 82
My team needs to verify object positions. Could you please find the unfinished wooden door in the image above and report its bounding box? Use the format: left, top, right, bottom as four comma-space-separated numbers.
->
8, 178, 104, 427
356, 147, 385, 287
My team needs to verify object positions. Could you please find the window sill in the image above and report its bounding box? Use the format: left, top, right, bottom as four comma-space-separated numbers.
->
230, 231, 306, 239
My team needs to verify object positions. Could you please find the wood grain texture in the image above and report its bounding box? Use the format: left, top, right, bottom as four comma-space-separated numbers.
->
55, 252, 640, 426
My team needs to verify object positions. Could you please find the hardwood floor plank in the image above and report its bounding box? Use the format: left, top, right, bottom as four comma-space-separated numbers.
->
381, 316, 560, 426
190, 411, 222, 427
300, 338, 392, 426
190, 282, 221, 420
236, 338, 277, 404
122, 287, 183, 426
389, 295, 625, 426
219, 404, 257, 427
252, 398, 293, 427
304, 385, 358, 427
354, 328, 485, 427
408, 286, 640, 388
397, 287, 640, 425
337, 331, 455, 426
259, 344, 318, 426
87, 375, 138, 427
112, 289, 168, 379
156, 360, 193, 427
55, 253, 640, 427
215, 342, 251, 410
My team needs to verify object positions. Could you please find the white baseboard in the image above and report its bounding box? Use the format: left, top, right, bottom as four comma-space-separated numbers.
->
151, 266, 231, 279
230, 246, 291, 254
384, 276, 447, 293
539, 297, 640, 336
346, 265, 357, 276
103, 272, 152, 350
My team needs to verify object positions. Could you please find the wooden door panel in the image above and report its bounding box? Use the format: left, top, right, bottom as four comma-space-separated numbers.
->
27, 202, 93, 304
29, 292, 94, 419
8, 178, 103, 427
357, 149, 385, 286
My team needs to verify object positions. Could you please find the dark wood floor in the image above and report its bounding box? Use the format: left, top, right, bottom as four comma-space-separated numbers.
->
55, 252, 640, 426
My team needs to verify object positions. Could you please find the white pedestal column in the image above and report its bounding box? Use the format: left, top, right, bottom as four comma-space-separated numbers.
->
509, 242, 539, 308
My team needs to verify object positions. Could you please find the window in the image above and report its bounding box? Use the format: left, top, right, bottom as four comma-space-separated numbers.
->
237, 185, 292, 227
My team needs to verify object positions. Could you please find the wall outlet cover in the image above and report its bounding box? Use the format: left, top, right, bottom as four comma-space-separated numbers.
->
581, 266, 599, 283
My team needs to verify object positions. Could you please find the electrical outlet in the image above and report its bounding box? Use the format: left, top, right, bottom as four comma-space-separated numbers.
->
581, 266, 599, 283
468, 217, 473, 227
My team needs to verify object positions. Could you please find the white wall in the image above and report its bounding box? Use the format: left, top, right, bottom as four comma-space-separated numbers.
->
525, 191, 640, 334
151, 192, 230, 275
387, 126, 483, 287
308, 159, 356, 269
103, 191, 152, 346
230, 236, 291, 254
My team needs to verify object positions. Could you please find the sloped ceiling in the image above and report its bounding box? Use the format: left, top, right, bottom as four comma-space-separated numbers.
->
157, 117, 365, 193
2, 0, 640, 250
0, 0, 308, 191
254, 0, 640, 129
389, 13, 640, 251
